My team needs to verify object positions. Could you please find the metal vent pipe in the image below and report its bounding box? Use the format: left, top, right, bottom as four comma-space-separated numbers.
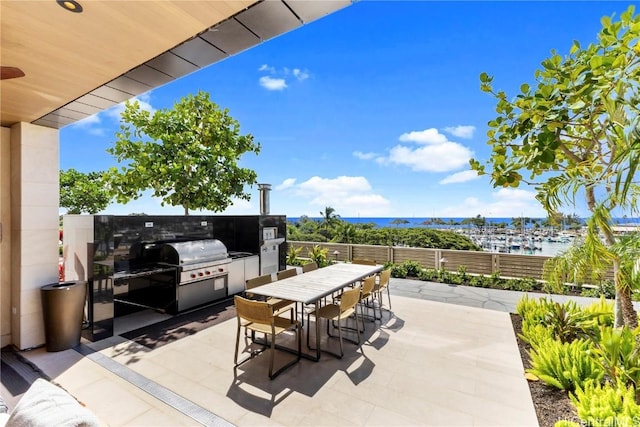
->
258, 183, 271, 215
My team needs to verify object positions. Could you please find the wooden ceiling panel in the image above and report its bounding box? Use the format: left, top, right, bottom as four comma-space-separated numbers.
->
1, 0, 352, 129
0, 0, 255, 128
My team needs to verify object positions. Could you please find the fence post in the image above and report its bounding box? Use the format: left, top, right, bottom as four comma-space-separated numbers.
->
493, 254, 499, 274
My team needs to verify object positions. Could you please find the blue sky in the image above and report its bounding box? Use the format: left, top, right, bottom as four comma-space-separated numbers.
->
60, 1, 634, 219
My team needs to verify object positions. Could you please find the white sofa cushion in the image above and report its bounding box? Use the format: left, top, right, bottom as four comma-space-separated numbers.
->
5, 379, 100, 427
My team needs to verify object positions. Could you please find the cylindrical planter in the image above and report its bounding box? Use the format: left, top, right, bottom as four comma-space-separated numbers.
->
40, 281, 86, 352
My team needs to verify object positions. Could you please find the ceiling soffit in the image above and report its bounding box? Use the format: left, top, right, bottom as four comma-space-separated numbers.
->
0, 0, 353, 129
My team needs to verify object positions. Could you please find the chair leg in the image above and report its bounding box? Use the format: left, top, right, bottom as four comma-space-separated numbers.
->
306, 311, 315, 349
234, 322, 241, 364
387, 286, 392, 310
337, 317, 344, 358
268, 332, 276, 379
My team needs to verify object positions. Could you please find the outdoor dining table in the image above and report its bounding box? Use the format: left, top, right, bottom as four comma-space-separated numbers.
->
248, 262, 384, 361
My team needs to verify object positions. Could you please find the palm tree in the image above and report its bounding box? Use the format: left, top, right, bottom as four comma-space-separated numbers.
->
333, 222, 357, 244
319, 206, 340, 239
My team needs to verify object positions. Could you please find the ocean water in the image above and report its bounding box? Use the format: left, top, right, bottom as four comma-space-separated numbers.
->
288, 216, 639, 229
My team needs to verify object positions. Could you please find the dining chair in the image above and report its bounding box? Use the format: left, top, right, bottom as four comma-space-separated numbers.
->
374, 268, 392, 319
276, 267, 308, 324
352, 259, 376, 265
245, 274, 295, 321
276, 268, 297, 280
333, 274, 376, 331
301, 261, 318, 273
307, 285, 361, 358
358, 275, 377, 327
233, 296, 301, 379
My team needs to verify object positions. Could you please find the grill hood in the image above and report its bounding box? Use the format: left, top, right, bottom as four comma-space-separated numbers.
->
158, 239, 229, 266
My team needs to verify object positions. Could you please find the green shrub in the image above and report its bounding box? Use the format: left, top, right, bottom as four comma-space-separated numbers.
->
457, 265, 468, 281
516, 295, 554, 323
308, 245, 329, 267
593, 326, 640, 389
286, 245, 303, 266
527, 338, 603, 391
581, 280, 616, 299
519, 321, 554, 349
583, 296, 614, 328
570, 380, 640, 427
490, 270, 504, 287
469, 274, 491, 288
402, 260, 422, 277
418, 268, 438, 281
541, 279, 569, 295
543, 301, 601, 344
391, 264, 407, 278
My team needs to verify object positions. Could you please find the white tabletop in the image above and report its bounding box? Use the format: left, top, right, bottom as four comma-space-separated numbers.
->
248, 263, 384, 305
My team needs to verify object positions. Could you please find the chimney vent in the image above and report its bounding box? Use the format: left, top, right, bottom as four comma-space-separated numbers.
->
258, 183, 271, 215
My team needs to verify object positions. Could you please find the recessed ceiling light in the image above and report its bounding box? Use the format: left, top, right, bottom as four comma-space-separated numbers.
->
57, 0, 83, 13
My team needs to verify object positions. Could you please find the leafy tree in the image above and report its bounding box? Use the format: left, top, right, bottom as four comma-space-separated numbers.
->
60, 168, 111, 214
470, 6, 640, 327
462, 214, 486, 231
106, 91, 260, 215
332, 222, 358, 243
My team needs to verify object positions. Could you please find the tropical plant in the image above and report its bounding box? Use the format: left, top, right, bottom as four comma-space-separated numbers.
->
308, 245, 329, 268
527, 338, 603, 391
106, 91, 260, 215
516, 295, 555, 324
570, 380, 640, 427
332, 222, 358, 244
401, 260, 422, 277
519, 321, 554, 349
582, 296, 615, 328
286, 245, 303, 266
543, 301, 602, 344
470, 6, 640, 327
581, 280, 616, 300
60, 168, 112, 214
592, 326, 640, 388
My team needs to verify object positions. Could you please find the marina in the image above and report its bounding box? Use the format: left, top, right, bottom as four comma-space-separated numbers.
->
463, 230, 577, 257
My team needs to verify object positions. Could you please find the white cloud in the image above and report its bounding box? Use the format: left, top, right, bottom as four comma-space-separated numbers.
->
292, 68, 309, 81
398, 128, 448, 145
353, 151, 377, 160
105, 93, 155, 122
220, 198, 255, 215
289, 176, 391, 216
386, 141, 472, 172
435, 188, 547, 217
258, 65, 310, 90
439, 170, 480, 184
259, 76, 287, 91
372, 127, 473, 173
69, 94, 154, 135
275, 178, 296, 190
69, 114, 105, 136
443, 125, 475, 139
258, 64, 275, 73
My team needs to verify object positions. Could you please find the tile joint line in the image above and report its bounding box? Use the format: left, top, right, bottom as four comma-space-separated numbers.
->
74, 343, 234, 427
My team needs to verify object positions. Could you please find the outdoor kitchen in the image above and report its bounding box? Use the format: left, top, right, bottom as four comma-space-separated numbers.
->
62, 213, 286, 342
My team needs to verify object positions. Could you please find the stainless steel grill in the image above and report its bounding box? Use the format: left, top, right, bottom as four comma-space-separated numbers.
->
158, 239, 231, 285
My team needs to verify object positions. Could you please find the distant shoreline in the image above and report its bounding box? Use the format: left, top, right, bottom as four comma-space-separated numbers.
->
288, 216, 640, 228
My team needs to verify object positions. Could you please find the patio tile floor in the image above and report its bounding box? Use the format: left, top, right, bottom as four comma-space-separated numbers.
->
11, 280, 540, 426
